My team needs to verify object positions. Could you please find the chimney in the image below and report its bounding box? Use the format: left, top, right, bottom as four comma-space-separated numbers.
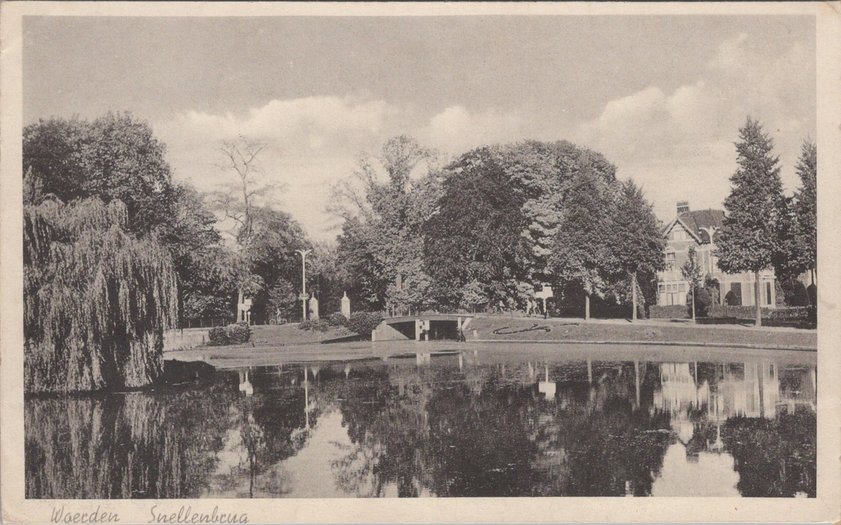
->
676, 201, 690, 215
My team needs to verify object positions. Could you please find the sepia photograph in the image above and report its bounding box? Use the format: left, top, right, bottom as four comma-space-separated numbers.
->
1, 2, 840, 524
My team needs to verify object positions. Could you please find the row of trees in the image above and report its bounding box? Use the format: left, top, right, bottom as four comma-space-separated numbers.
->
332, 137, 665, 319
332, 118, 817, 327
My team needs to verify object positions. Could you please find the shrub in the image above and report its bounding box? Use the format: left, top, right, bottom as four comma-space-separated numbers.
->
780, 278, 810, 307
346, 311, 384, 336
226, 322, 251, 344
298, 318, 331, 332
724, 290, 740, 306
327, 312, 348, 327
708, 305, 773, 319
701, 305, 814, 328
207, 326, 229, 346
686, 286, 713, 317
767, 306, 814, 321
208, 323, 251, 346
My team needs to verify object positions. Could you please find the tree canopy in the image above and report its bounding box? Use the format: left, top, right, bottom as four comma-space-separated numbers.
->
24, 113, 177, 235
332, 137, 664, 316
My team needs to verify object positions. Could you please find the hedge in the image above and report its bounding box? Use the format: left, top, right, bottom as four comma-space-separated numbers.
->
707, 305, 813, 321
649, 305, 689, 319
644, 304, 814, 325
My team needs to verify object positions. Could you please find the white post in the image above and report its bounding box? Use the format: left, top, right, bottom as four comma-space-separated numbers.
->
296, 249, 311, 322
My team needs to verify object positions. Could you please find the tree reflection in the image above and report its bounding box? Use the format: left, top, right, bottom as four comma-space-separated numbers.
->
723, 407, 816, 497
25, 383, 235, 498
333, 359, 674, 497
208, 367, 319, 497
26, 355, 817, 499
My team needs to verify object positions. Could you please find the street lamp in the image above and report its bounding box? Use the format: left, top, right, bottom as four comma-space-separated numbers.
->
296, 249, 311, 322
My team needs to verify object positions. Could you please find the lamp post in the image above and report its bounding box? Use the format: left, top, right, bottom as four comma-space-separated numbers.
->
296, 249, 311, 322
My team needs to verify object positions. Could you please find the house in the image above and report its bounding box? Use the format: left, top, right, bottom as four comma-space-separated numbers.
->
656, 202, 777, 308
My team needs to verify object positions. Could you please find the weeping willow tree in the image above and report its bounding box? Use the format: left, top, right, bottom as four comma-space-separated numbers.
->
24, 198, 178, 393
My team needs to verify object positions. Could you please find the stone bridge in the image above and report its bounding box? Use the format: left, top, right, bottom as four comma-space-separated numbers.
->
372, 314, 473, 342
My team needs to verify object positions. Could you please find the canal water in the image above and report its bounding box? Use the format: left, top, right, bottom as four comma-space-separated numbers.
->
24, 344, 816, 498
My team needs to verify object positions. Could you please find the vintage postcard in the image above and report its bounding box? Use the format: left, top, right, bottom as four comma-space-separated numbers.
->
1, 2, 840, 524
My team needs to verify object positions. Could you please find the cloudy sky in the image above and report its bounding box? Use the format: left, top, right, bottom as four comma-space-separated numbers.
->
23, 15, 815, 241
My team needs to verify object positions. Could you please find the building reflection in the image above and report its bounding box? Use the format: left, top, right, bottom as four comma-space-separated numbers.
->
652, 360, 814, 422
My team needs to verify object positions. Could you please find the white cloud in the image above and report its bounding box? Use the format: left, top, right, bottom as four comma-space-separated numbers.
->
156, 96, 400, 241
153, 32, 813, 240
575, 34, 814, 222
421, 105, 527, 155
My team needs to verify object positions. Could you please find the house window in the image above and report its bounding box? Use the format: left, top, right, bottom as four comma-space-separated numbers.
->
661, 282, 684, 306
765, 282, 772, 306
666, 252, 676, 271
671, 228, 686, 241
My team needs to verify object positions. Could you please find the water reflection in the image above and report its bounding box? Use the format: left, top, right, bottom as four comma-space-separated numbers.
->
25, 347, 816, 498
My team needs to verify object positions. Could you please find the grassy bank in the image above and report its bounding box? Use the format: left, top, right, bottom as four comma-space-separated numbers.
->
466, 316, 816, 350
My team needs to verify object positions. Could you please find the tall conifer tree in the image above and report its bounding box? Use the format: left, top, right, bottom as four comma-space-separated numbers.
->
794, 141, 817, 286
716, 118, 786, 326
612, 180, 665, 320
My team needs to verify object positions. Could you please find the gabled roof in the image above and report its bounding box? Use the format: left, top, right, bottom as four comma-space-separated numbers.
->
680, 209, 725, 242
661, 209, 725, 244
661, 216, 703, 243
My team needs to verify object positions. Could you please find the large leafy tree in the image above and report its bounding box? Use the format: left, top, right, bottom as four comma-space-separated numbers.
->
772, 141, 817, 306
24, 113, 178, 235
24, 198, 178, 393
239, 206, 310, 323
333, 135, 440, 313
161, 184, 237, 324
716, 117, 786, 326
549, 165, 619, 320
23, 114, 233, 326
423, 147, 531, 311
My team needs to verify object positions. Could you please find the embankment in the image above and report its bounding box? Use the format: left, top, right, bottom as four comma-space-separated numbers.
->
466, 316, 815, 351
